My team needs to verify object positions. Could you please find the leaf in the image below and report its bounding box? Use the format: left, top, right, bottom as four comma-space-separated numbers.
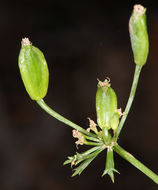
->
72, 156, 96, 177
72, 148, 103, 177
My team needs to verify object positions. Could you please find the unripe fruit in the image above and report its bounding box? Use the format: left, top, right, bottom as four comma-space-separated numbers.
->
18, 38, 49, 100
129, 4, 149, 66
110, 111, 121, 131
96, 79, 117, 130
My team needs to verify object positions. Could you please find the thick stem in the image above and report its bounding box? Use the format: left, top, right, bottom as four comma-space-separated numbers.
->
114, 144, 158, 184
36, 99, 98, 138
113, 65, 142, 142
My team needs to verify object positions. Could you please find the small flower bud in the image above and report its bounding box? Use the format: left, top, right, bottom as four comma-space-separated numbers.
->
129, 4, 149, 66
18, 38, 49, 100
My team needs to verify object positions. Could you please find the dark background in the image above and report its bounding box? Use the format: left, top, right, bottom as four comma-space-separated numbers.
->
1, 0, 158, 189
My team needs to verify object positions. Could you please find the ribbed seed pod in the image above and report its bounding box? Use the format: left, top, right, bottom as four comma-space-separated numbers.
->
18, 38, 49, 100
96, 79, 117, 130
129, 4, 149, 66
110, 111, 121, 131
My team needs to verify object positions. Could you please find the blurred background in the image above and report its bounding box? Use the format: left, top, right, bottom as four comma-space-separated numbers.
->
1, 0, 158, 189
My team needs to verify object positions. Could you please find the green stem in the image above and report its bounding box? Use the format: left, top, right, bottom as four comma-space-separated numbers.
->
84, 135, 101, 143
85, 141, 103, 146
102, 128, 111, 145
36, 99, 97, 138
114, 144, 158, 184
113, 65, 142, 142
79, 146, 103, 157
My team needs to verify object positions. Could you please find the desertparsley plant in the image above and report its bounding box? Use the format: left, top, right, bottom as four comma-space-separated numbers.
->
18, 4, 158, 184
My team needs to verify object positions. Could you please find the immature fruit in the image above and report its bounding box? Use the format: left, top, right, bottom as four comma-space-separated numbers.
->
96, 79, 117, 130
110, 111, 121, 131
129, 4, 149, 66
18, 38, 49, 100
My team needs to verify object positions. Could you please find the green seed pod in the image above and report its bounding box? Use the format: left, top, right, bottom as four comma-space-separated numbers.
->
110, 111, 121, 131
129, 4, 149, 66
18, 38, 49, 100
96, 79, 117, 130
